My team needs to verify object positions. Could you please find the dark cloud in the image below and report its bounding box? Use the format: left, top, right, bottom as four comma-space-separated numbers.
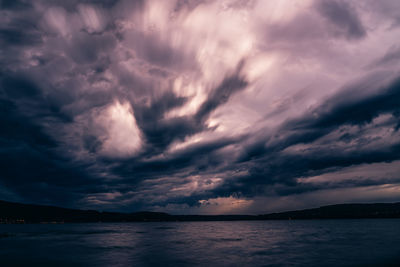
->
0, 0, 32, 10
67, 33, 116, 64
128, 62, 248, 155
315, 0, 366, 40
209, 75, 400, 198
129, 91, 193, 150
1, 73, 41, 99
112, 136, 238, 183
0, 28, 41, 46
0, 12, 42, 47
195, 62, 248, 123
41, 0, 122, 11
0, 97, 90, 206
0, 0, 399, 213
288, 77, 400, 130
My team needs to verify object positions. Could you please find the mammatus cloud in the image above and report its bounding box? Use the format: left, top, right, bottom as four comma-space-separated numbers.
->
0, 0, 400, 214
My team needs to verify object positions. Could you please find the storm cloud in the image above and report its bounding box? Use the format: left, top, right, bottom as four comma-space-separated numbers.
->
1, 0, 400, 214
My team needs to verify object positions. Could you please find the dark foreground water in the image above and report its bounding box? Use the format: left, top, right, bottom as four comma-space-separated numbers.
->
1, 220, 400, 266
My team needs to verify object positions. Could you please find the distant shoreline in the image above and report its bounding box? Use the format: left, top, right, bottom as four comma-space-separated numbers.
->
1, 200, 400, 223
2, 218, 400, 225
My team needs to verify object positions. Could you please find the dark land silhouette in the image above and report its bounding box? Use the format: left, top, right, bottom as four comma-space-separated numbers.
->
1, 200, 400, 223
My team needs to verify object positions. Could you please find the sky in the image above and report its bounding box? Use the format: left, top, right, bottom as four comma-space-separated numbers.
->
1, 0, 400, 214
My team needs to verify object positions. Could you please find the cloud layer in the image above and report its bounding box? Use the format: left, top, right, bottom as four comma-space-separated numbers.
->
1, 0, 400, 214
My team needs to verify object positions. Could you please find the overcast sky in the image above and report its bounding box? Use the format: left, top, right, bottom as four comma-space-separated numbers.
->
1, 0, 400, 214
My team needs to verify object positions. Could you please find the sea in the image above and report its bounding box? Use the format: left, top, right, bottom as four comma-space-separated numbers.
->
0, 219, 399, 266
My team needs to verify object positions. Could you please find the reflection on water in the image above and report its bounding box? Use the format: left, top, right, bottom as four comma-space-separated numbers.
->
1, 220, 400, 266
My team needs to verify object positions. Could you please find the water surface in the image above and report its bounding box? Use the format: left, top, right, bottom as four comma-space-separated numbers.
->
1, 219, 399, 266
